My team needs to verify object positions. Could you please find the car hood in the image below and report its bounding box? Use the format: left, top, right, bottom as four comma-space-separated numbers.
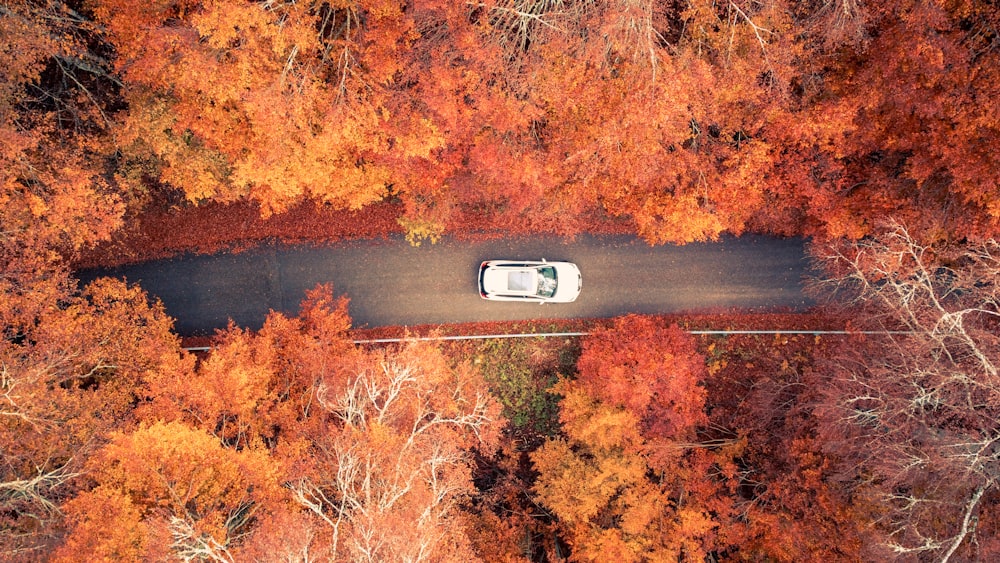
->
550, 262, 582, 302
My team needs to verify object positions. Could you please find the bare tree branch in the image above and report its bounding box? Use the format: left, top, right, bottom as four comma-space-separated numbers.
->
810, 220, 1000, 559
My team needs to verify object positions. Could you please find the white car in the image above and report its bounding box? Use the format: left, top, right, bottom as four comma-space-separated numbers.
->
478, 259, 582, 303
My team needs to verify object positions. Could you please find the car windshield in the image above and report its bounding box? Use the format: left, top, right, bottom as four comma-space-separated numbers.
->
536, 266, 557, 297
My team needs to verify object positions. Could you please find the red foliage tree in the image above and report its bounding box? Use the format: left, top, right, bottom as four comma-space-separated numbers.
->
576, 316, 708, 442
532, 316, 743, 560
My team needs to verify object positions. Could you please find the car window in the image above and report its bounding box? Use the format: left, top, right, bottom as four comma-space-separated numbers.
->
508, 270, 533, 292
536, 266, 557, 297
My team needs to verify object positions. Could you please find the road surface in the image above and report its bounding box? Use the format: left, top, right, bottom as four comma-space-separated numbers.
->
76, 234, 814, 335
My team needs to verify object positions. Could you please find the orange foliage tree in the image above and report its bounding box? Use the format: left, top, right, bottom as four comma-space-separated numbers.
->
1, 278, 188, 556
91, 285, 504, 560
90, 0, 431, 216
1, 4, 191, 555
5, 1, 134, 225
531, 316, 743, 560
53, 421, 283, 561
2, 0, 126, 332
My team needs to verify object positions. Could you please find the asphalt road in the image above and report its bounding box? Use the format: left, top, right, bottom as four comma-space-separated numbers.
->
75, 234, 815, 335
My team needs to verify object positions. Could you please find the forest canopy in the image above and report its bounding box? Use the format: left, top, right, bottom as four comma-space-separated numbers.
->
3, 0, 998, 249
3, 0, 1000, 560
